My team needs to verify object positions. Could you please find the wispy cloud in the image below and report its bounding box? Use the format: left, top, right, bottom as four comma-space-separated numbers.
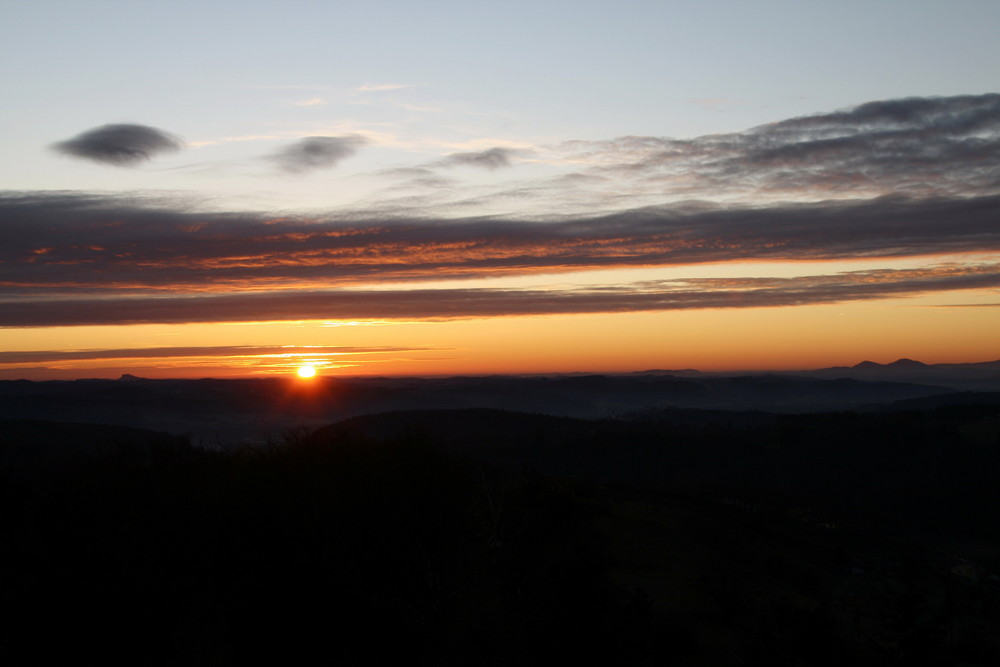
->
356, 83, 418, 92
1, 262, 997, 328
560, 93, 1000, 200
52, 124, 184, 166
435, 147, 522, 171
0, 344, 438, 365
292, 97, 328, 107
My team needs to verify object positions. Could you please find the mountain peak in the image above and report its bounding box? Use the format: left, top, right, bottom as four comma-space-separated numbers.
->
887, 358, 928, 368
852, 358, 928, 370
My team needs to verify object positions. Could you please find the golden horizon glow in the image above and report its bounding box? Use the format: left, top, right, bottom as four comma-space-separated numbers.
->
1, 294, 999, 381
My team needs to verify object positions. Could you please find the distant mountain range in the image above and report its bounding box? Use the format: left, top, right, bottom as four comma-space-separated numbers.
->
798, 357, 1000, 390
1, 358, 998, 444
633, 358, 1000, 390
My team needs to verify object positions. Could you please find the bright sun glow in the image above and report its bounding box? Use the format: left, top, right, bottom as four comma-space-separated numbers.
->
296, 364, 317, 378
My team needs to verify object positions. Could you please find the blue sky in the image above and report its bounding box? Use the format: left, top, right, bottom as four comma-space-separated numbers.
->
4, 0, 999, 210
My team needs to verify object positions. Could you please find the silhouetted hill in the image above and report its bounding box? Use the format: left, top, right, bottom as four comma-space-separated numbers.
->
324, 400, 1000, 542
879, 391, 1000, 412
809, 358, 1000, 391
0, 419, 188, 470
313, 400, 1000, 663
886, 357, 929, 368
0, 371, 960, 444
4, 397, 1000, 664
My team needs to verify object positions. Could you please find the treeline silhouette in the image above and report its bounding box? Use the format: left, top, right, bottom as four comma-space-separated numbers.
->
327, 401, 1000, 543
2, 397, 1000, 665
2, 426, 645, 666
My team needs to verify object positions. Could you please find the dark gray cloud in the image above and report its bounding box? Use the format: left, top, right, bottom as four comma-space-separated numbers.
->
1, 192, 999, 297
270, 135, 368, 173
568, 94, 1000, 198
1, 263, 997, 328
438, 147, 519, 170
52, 124, 183, 166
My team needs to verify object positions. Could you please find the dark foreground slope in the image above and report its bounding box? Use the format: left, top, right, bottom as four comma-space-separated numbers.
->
2, 423, 643, 666
3, 396, 1000, 666
323, 401, 1000, 543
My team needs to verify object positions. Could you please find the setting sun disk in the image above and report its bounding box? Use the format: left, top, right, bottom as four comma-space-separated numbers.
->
296, 365, 317, 378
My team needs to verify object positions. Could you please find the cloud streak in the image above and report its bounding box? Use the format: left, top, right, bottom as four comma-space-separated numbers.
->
1, 262, 997, 328
356, 83, 417, 92
2, 192, 998, 296
436, 147, 520, 170
0, 345, 438, 365
52, 124, 183, 166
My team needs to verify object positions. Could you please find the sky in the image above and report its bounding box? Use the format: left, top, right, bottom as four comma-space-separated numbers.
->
2, 0, 999, 379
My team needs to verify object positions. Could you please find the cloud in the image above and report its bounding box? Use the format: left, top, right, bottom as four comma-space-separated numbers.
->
269, 135, 368, 173
376, 167, 439, 179
437, 147, 519, 171
0, 344, 436, 365
562, 93, 1000, 199
356, 83, 417, 92
2, 192, 999, 297
10, 95, 1000, 328
52, 124, 184, 166
1, 262, 998, 328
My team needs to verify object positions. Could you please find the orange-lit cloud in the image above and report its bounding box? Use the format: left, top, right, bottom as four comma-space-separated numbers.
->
0, 344, 439, 365
2, 262, 998, 328
0, 344, 450, 379
2, 193, 999, 298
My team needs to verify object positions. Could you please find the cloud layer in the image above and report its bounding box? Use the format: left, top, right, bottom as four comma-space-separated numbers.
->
9, 94, 1000, 328
1, 261, 997, 328
2, 192, 998, 296
559, 93, 1000, 200
0, 344, 435, 365
52, 124, 184, 166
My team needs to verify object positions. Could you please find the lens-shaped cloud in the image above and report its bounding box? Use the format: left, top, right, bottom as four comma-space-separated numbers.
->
52, 124, 184, 166
438, 147, 519, 171
269, 135, 368, 173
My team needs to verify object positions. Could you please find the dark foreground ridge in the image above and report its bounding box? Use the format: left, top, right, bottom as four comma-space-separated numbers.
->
2, 390, 1000, 665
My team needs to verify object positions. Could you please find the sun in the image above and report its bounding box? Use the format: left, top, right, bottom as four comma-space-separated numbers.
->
296, 364, 317, 378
